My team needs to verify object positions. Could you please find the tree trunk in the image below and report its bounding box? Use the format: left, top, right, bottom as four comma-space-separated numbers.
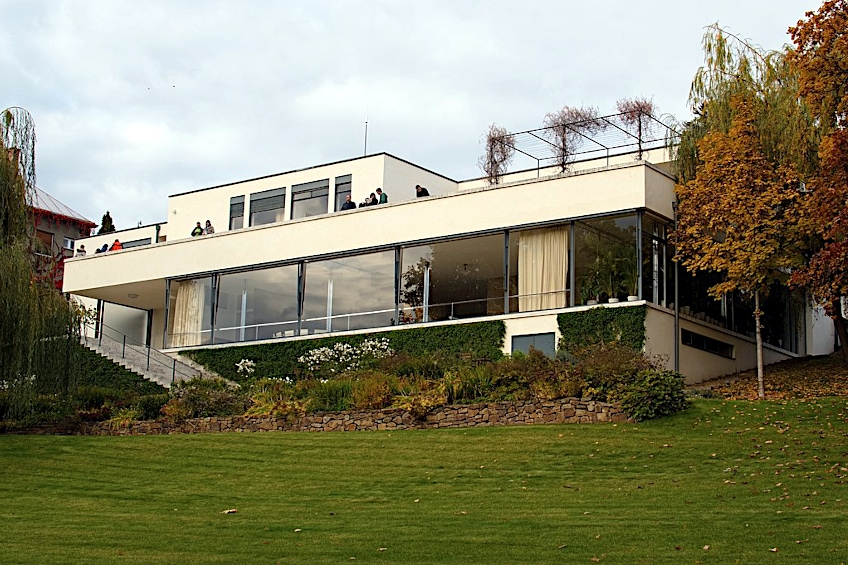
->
754, 290, 765, 399
829, 299, 848, 364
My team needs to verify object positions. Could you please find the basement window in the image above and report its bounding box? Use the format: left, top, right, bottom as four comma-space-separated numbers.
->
682, 329, 734, 359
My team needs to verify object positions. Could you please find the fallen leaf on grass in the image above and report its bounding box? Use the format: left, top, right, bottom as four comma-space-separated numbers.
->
769, 547, 778, 552
294, 528, 302, 532
221, 509, 237, 514
703, 545, 710, 550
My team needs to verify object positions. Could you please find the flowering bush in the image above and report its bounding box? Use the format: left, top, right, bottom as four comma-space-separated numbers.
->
298, 338, 394, 378
236, 359, 256, 378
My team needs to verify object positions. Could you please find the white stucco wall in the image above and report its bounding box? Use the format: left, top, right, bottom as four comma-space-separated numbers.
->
502, 313, 561, 355
79, 223, 166, 254
381, 155, 458, 200
65, 161, 669, 311
645, 306, 795, 384
809, 305, 836, 356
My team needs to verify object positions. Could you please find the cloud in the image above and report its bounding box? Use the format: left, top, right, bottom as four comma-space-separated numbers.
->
1, 0, 822, 228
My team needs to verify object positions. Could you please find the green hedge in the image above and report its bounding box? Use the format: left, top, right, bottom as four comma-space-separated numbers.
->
182, 321, 506, 381
557, 305, 647, 353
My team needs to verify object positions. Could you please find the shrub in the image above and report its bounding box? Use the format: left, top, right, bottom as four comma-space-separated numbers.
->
108, 406, 142, 428
572, 342, 654, 401
615, 369, 688, 421
135, 394, 169, 420
161, 378, 249, 423
382, 352, 446, 380
299, 338, 394, 379
245, 377, 307, 419
351, 371, 397, 410
305, 379, 353, 412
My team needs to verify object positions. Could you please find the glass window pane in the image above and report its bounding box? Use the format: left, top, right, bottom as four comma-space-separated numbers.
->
230, 196, 244, 230
302, 251, 395, 334
334, 175, 352, 211
213, 266, 299, 344
250, 188, 285, 226
292, 179, 329, 219
574, 214, 637, 304
642, 214, 669, 307
400, 235, 504, 323
167, 277, 213, 347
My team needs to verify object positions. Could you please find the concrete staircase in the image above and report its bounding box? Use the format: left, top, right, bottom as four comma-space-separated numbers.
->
82, 332, 206, 389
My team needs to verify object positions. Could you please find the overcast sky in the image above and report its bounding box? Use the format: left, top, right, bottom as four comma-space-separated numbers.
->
1, 0, 822, 230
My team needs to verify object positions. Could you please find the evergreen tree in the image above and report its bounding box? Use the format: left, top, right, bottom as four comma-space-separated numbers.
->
98, 210, 116, 234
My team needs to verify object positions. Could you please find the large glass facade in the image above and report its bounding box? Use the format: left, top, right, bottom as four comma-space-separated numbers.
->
167, 277, 213, 347
399, 235, 503, 323
302, 252, 395, 333
162, 209, 805, 354
213, 265, 299, 344
574, 214, 638, 304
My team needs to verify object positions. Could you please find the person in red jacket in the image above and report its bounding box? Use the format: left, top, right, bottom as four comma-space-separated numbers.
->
109, 239, 123, 251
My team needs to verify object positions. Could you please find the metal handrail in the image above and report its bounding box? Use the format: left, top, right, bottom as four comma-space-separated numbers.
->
83, 321, 200, 384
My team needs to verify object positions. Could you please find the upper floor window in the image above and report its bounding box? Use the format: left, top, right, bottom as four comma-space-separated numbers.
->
229, 196, 245, 230
249, 188, 285, 227
291, 179, 329, 219
334, 175, 352, 212
62, 237, 75, 250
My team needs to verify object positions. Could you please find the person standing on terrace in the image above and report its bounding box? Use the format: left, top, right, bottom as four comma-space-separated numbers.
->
340, 194, 356, 210
376, 188, 388, 204
415, 184, 430, 197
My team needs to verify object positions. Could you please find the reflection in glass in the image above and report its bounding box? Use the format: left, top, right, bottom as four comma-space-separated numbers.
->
250, 187, 286, 226
292, 179, 330, 219
334, 175, 352, 212
574, 214, 637, 304
229, 195, 244, 230
302, 252, 395, 334
167, 277, 212, 347
213, 266, 298, 344
642, 215, 668, 306
399, 235, 504, 323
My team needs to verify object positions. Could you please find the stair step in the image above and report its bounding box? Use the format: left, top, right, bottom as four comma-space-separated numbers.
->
81, 335, 208, 389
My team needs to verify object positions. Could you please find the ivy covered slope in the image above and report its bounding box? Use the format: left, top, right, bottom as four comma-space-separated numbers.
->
557, 305, 646, 352
182, 321, 506, 382
77, 344, 166, 395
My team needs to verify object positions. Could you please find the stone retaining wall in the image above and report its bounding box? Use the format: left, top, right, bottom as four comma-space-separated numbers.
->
79, 398, 628, 436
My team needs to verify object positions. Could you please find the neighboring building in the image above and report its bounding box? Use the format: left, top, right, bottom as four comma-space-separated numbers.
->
28, 187, 96, 290
63, 113, 833, 383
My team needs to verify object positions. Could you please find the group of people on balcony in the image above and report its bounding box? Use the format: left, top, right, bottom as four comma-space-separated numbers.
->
339, 184, 431, 212
191, 220, 215, 237
77, 239, 123, 256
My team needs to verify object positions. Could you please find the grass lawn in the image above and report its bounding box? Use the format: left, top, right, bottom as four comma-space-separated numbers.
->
1, 398, 846, 564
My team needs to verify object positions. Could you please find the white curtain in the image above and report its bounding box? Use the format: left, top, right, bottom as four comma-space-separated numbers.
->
169, 279, 206, 347
518, 226, 568, 312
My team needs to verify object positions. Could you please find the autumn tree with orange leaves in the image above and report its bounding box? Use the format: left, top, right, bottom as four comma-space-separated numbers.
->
675, 97, 804, 398
788, 0, 848, 361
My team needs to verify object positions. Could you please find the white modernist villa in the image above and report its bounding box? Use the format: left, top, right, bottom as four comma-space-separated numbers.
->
63, 113, 835, 384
